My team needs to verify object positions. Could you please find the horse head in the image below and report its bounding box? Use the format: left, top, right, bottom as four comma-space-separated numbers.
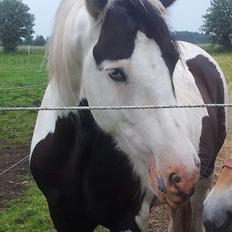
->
47, 0, 200, 208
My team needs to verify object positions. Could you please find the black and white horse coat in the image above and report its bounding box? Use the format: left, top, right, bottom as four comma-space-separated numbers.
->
30, 0, 227, 231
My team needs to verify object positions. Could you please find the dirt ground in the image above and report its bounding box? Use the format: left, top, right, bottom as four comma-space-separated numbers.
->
0, 110, 232, 230
0, 143, 30, 209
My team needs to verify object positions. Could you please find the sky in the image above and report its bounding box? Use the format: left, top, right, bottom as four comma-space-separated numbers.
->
22, 0, 211, 38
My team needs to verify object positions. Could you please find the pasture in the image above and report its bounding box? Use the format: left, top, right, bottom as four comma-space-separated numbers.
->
0, 47, 231, 232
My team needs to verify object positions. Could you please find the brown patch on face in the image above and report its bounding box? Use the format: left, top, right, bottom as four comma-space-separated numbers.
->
186, 55, 226, 178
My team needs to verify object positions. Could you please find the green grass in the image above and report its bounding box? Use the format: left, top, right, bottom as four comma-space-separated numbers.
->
0, 180, 104, 232
0, 48, 231, 231
0, 181, 55, 232
0, 49, 46, 147
212, 53, 232, 89
0, 48, 105, 232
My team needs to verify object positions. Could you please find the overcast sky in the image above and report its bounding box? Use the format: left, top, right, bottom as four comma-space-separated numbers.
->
22, 0, 211, 38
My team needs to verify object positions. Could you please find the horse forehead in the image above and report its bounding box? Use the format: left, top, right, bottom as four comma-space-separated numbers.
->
93, 0, 165, 65
92, 0, 179, 76
93, 3, 138, 65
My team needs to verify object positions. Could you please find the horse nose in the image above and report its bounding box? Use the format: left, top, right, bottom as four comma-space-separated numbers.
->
161, 167, 199, 207
168, 173, 195, 199
169, 173, 182, 186
167, 169, 199, 191
148, 155, 200, 207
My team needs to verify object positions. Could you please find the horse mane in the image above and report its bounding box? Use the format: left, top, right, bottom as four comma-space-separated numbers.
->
47, 0, 84, 104
144, 0, 166, 14
127, 0, 179, 75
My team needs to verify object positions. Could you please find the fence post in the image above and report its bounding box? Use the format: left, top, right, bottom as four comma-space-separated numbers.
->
27, 45, 31, 55
229, 34, 232, 45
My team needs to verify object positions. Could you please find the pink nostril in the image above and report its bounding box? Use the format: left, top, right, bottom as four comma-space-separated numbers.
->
169, 173, 182, 186
173, 175, 182, 184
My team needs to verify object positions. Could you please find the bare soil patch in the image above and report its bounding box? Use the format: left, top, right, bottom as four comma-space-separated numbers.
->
0, 144, 30, 209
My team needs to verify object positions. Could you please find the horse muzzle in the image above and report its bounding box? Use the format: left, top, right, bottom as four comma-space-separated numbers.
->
148, 156, 200, 208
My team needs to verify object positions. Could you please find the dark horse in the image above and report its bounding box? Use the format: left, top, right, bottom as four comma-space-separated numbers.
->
30, 0, 227, 231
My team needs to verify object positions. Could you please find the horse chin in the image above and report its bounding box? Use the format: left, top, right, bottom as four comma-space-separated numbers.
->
149, 183, 190, 208
164, 193, 190, 208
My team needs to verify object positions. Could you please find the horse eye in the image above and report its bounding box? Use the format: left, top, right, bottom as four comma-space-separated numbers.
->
108, 69, 127, 82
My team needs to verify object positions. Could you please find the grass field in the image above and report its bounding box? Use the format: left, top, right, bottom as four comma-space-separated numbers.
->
0, 49, 46, 147
0, 47, 231, 232
0, 48, 52, 232
212, 53, 232, 89
0, 47, 100, 232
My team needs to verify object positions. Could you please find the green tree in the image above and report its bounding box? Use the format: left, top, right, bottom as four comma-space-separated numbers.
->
0, 0, 35, 52
33, 35, 46, 46
201, 0, 232, 50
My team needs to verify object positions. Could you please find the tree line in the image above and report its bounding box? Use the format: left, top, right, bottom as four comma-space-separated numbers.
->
20, 35, 47, 46
174, 31, 210, 44
0, 35, 47, 47
0, 32, 210, 47
0, 0, 231, 52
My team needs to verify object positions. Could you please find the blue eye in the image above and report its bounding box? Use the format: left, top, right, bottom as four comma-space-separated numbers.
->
108, 69, 127, 82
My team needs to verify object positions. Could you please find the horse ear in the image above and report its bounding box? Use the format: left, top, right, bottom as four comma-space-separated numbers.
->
160, 0, 176, 8
85, 0, 108, 18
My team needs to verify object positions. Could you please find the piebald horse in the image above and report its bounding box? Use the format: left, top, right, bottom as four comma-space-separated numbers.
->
30, 0, 227, 231
203, 159, 232, 232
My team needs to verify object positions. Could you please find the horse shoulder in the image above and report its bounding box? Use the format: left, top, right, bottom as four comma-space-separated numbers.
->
30, 82, 73, 155
176, 41, 227, 177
